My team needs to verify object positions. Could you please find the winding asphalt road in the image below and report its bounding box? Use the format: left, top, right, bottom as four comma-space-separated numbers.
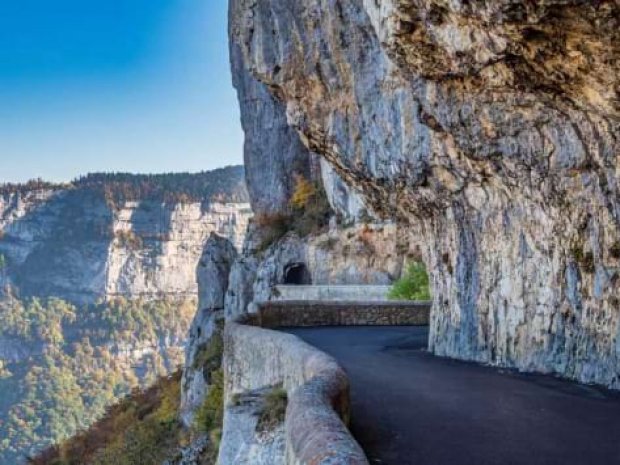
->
287, 326, 620, 465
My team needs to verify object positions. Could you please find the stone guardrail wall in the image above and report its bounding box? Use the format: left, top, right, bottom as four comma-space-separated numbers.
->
257, 300, 431, 328
274, 285, 392, 302
224, 321, 368, 465
222, 301, 431, 465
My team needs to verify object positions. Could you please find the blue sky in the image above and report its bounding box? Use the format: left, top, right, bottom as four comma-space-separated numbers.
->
0, 0, 243, 183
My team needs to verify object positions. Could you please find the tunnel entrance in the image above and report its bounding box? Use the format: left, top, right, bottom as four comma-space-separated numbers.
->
283, 263, 311, 285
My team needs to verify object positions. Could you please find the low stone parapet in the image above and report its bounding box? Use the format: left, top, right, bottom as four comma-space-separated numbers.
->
257, 300, 431, 328
221, 321, 369, 465
274, 285, 392, 302
220, 301, 430, 465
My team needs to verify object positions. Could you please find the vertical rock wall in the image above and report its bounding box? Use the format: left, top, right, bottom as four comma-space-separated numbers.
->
230, 6, 368, 220
229, 0, 620, 387
181, 233, 238, 427
0, 190, 251, 303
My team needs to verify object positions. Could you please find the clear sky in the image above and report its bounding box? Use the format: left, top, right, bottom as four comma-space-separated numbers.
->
0, 0, 243, 183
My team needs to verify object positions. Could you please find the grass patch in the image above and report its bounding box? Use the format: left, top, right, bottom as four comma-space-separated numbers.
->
389, 262, 431, 301
192, 330, 224, 378
194, 369, 224, 435
256, 387, 287, 433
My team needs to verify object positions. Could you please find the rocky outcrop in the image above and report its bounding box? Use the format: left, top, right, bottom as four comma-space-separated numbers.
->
208, 219, 419, 463
217, 386, 286, 465
181, 233, 238, 427
230, 35, 318, 216
230, 223, 416, 317
229, 0, 620, 387
0, 172, 253, 462
197, 234, 240, 314
230, 7, 368, 222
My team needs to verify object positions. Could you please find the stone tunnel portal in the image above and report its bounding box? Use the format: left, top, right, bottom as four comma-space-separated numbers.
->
283, 262, 312, 285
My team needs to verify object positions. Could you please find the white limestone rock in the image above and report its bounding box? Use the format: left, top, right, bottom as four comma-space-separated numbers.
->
229, 0, 620, 387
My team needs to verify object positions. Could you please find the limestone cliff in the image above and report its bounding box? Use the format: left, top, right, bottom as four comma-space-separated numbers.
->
0, 169, 252, 417
0, 186, 251, 304
181, 233, 237, 427
229, 1, 620, 388
0, 169, 252, 462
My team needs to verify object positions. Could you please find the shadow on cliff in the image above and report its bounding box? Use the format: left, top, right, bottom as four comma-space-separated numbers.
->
5, 189, 115, 303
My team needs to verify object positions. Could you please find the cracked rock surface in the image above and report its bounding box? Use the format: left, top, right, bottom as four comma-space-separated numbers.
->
230, 0, 620, 386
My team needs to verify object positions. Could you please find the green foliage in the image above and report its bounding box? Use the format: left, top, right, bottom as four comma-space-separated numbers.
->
29, 371, 184, 465
256, 387, 288, 433
194, 369, 224, 434
0, 297, 76, 344
192, 331, 224, 375
0, 179, 68, 196
255, 175, 332, 252
389, 262, 432, 301
0, 253, 6, 269
0, 168, 249, 210
73, 166, 249, 206
190, 325, 225, 443
190, 325, 226, 462
0, 296, 196, 463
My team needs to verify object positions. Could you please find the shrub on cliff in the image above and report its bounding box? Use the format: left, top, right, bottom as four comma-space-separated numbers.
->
29, 371, 183, 465
389, 262, 431, 301
255, 175, 333, 252
194, 369, 224, 434
289, 174, 332, 238
255, 212, 293, 252
256, 387, 287, 433
191, 325, 225, 463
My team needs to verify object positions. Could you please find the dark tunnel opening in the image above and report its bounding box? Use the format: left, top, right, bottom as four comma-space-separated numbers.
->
283, 262, 312, 285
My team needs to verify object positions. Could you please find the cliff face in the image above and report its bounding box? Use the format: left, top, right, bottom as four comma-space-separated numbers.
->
229, 1, 619, 387
0, 171, 253, 462
181, 233, 237, 427
230, 17, 366, 222
0, 190, 251, 303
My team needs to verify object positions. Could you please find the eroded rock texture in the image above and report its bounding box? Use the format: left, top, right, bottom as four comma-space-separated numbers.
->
231, 12, 367, 220
0, 189, 251, 303
181, 233, 238, 426
230, 0, 620, 386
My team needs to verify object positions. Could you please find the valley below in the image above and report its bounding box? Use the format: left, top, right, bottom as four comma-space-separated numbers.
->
0, 168, 252, 463
2, 0, 618, 464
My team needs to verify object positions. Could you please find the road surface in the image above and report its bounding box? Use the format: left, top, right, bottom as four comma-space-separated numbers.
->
287, 326, 620, 465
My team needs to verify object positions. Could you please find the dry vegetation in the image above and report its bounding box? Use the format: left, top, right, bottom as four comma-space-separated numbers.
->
0, 297, 196, 462
255, 174, 332, 252
192, 322, 225, 462
256, 387, 288, 433
29, 371, 184, 465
